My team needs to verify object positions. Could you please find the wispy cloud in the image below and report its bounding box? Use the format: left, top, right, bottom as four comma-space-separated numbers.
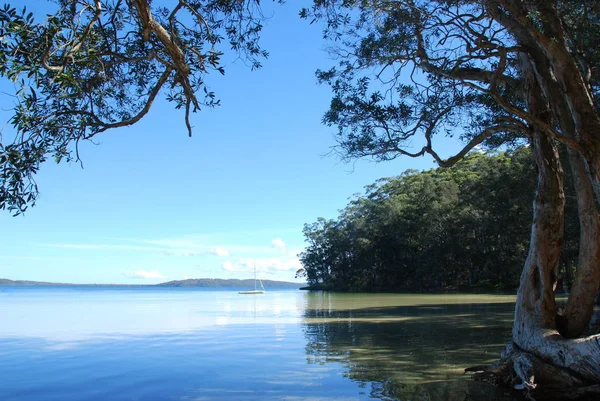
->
161, 247, 229, 257
210, 247, 229, 257
222, 261, 238, 272
0, 255, 78, 262
221, 257, 301, 275
43, 243, 163, 252
271, 238, 286, 250
123, 270, 166, 279
41, 236, 303, 272
42, 240, 230, 258
130, 234, 296, 256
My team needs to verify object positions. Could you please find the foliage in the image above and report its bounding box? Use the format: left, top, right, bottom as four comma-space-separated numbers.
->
0, 0, 279, 214
299, 148, 581, 291
302, 0, 526, 166
301, 0, 600, 163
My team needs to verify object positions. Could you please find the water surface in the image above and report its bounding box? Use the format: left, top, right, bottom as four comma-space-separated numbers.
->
0, 287, 518, 400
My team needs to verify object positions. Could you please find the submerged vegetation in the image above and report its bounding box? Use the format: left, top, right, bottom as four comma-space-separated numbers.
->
299, 148, 578, 292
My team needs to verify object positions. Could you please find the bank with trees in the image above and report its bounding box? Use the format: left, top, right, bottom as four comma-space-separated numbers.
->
299, 147, 581, 293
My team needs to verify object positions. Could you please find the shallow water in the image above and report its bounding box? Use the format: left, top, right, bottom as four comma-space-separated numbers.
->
0, 287, 518, 400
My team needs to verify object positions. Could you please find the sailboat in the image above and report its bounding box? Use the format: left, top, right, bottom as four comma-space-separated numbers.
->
239, 262, 265, 294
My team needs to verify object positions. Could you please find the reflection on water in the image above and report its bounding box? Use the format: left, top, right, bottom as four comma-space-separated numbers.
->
0, 287, 303, 344
0, 287, 519, 401
302, 292, 518, 401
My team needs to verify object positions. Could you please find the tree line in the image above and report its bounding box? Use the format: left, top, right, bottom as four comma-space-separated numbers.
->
299, 147, 578, 292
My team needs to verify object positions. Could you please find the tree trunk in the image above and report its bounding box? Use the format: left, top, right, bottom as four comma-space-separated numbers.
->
506, 1, 600, 338
512, 132, 564, 352
472, 48, 600, 397
473, 132, 600, 398
560, 149, 600, 338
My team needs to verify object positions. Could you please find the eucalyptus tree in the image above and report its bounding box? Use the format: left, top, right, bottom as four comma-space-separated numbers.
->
303, 0, 600, 396
0, 0, 277, 214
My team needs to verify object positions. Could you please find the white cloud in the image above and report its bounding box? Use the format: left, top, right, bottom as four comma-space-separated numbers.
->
44, 243, 162, 252
210, 247, 229, 257
221, 257, 301, 275
43, 238, 230, 258
271, 238, 286, 250
0, 255, 78, 262
222, 260, 237, 272
123, 270, 166, 279
43, 238, 288, 260
162, 250, 200, 257
135, 237, 207, 248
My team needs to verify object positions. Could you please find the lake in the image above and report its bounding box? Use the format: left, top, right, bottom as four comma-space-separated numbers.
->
0, 287, 519, 401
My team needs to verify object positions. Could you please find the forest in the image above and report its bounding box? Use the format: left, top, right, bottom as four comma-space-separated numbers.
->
299, 147, 579, 292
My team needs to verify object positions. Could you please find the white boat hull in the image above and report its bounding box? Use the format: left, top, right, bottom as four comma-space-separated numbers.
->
238, 290, 265, 294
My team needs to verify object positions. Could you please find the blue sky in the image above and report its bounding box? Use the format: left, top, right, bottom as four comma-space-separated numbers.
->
0, 1, 464, 284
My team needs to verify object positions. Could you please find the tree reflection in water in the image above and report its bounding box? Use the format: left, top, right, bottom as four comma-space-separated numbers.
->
301, 292, 520, 401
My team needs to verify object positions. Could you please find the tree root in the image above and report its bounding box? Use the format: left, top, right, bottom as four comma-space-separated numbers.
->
467, 343, 600, 400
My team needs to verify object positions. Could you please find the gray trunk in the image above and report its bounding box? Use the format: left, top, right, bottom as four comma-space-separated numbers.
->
502, 48, 600, 391
512, 133, 564, 346
508, 133, 600, 389
560, 149, 600, 338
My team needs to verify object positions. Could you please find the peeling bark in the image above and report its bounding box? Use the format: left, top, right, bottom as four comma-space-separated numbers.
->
512, 131, 564, 347
561, 150, 600, 338
482, 51, 600, 395
499, 2, 600, 340
476, 131, 600, 395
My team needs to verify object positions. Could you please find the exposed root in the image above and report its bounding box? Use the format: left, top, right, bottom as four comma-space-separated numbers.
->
468, 342, 600, 400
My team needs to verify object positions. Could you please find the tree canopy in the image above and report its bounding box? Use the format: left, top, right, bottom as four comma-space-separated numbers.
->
302, 0, 600, 165
0, 0, 278, 214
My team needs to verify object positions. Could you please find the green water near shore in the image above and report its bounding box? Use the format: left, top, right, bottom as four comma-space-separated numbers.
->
301, 292, 518, 400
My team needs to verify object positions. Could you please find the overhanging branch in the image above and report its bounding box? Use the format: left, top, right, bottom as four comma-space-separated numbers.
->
428, 122, 524, 168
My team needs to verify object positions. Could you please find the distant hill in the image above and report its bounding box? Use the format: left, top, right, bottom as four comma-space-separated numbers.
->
0, 278, 303, 288
0, 278, 70, 286
156, 278, 302, 288
0, 278, 136, 287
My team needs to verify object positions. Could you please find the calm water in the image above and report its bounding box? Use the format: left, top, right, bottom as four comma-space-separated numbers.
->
0, 287, 519, 401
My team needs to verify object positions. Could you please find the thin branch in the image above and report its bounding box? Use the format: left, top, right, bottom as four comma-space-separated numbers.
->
88, 66, 173, 136
428, 123, 523, 168
184, 98, 192, 137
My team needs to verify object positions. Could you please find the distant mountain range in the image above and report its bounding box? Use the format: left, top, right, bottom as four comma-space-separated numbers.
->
0, 278, 302, 288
